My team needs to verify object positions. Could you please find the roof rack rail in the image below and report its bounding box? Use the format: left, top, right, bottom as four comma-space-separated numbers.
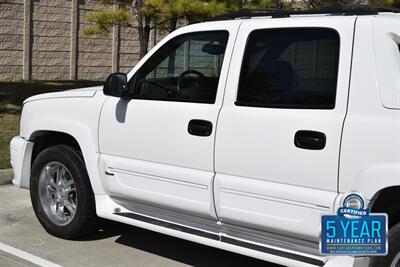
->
209, 4, 400, 21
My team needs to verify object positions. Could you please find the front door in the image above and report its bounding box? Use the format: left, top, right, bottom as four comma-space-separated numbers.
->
99, 23, 239, 219
214, 17, 356, 240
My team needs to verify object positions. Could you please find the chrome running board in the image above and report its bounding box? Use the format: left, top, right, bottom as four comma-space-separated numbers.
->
112, 198, 325, 266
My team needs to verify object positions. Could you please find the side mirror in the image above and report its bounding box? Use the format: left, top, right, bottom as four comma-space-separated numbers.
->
104, 73, 128, 98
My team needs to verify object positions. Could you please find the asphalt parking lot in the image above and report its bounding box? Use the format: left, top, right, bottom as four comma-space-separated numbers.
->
0, 184, 281, 267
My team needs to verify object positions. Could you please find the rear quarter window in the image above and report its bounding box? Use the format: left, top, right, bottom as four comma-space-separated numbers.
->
236, 28, 340, 109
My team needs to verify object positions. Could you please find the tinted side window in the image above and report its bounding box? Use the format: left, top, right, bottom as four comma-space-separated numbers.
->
237, 28, 340, 109
133, 31, 229, 104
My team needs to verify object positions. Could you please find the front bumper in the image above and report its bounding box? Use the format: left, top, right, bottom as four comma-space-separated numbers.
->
10, 136, 33, 188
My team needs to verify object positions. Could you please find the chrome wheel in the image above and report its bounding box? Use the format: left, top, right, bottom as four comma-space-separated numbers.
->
391, 252, 400, 267
38, 162, 77, 226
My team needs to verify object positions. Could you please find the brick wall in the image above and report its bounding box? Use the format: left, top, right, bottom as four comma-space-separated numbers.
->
77, 0, 113, 80
0, 0, 144, 81
0, 0, 24, 80
31, 0, 71, 80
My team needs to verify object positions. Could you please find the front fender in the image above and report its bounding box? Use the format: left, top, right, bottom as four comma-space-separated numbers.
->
24, 118, 105, 195
19, 94, 107, 195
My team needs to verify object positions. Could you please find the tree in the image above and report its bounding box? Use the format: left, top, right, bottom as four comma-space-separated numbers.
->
305, 0, 398, 8
82, 0, 226, 58
371, 0, 399, 5
161, 0, 226, 32
218, 0, 282, 9
82, 0, 162, 58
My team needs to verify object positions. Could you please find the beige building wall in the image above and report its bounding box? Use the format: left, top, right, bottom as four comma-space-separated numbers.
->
1, 0, 25, 80
0, 0, 143, 81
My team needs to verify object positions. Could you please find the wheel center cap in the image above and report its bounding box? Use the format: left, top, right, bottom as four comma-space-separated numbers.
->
58, 188, 67, 199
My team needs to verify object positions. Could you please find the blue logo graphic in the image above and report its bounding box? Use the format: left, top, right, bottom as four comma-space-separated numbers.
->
320, 192, 387, 255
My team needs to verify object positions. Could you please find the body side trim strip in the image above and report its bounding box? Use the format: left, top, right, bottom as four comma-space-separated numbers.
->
221, 188, 330, 211
109, 168, 208, 190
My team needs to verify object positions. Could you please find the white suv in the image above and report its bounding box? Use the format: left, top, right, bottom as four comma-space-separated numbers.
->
10, 7, 400, 267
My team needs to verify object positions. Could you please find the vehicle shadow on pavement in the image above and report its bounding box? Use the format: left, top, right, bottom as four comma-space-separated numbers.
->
81, 220, 282, 267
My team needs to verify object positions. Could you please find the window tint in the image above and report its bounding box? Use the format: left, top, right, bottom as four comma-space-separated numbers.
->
237, 28, 340, 109
133, 31, 229, 103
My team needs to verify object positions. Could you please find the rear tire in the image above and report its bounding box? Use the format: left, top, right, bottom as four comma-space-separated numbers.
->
370, 222, 400, 267
30, 145, 97, 239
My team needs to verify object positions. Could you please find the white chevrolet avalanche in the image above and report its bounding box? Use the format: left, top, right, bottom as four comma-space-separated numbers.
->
9, 6, 400, 267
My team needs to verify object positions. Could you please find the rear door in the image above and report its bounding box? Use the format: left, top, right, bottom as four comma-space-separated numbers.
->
214, 17, 355, 241
99, 22, 240, 219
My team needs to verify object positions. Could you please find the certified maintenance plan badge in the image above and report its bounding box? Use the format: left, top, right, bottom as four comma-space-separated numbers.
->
320, 192, 388, 255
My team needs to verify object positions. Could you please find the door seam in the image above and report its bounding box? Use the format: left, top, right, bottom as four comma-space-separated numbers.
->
212, 21, 244, 221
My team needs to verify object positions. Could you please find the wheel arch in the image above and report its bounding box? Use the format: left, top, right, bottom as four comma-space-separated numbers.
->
30, 131, 81, 165
370, 186, 400, 229
347, 162, 400, 228
21, 121, 105, 195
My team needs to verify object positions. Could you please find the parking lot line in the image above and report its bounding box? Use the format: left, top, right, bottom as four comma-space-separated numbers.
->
0, 241, 62, 267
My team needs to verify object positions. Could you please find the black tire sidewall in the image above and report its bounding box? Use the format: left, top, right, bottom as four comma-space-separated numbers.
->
30, 145, 96, 239
370, 222, 400, 267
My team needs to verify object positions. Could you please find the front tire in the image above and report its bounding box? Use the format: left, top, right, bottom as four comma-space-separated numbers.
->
370, 222, 400, 267
30, 145, 97, 239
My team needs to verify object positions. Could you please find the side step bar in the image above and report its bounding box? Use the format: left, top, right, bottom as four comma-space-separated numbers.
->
116, 212, 218, 240
115, 212, 325, 266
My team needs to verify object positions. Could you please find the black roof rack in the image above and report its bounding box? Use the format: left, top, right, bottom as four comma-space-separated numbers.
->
210, 4, 400, 21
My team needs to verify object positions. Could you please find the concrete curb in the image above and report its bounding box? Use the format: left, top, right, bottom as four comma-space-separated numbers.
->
0, 169, 13, 185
